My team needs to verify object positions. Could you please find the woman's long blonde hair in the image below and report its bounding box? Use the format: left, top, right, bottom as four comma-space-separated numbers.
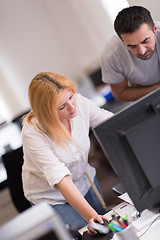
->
23, 72, 77, 147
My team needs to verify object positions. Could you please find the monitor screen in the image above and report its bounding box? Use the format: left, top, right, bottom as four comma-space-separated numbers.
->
92, 88, 160, 213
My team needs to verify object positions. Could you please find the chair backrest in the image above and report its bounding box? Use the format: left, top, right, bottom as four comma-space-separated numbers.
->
2, 146, 31, 213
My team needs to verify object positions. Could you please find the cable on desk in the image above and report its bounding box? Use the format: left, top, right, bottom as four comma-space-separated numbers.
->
138, 214, 160, 238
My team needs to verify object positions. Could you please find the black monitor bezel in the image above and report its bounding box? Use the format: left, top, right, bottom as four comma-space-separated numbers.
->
92, 88, 160, 212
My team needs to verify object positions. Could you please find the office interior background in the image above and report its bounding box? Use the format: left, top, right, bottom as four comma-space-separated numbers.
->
0, 0, 160, 227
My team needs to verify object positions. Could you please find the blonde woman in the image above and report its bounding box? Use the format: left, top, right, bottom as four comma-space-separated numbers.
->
22, 72, 113, 232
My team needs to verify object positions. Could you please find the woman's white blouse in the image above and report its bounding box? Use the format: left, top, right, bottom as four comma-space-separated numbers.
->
22, 94, 113, 205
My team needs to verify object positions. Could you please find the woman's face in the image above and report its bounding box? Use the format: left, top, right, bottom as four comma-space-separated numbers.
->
58, 89, 77, 122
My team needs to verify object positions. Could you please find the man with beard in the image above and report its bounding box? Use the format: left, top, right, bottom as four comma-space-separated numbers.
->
101, 6, 160, 101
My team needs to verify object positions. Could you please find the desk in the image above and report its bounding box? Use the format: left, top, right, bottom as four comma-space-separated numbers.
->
137, 219, 160, 239
79, 208, 160, 240
113, 217, 160, 240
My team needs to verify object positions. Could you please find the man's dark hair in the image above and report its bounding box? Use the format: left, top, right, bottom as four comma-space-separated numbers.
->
114, 6, 154, 39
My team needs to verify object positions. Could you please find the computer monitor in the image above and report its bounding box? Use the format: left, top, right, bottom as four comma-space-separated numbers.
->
0, 202, 73, 240
92, 88, 160, 213
88, 67, 103, 88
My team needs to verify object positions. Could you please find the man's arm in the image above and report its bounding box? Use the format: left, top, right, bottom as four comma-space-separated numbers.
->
110, 79, 160, 101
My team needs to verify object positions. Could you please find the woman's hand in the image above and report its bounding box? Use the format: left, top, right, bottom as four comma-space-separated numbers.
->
57, 175, 99, 222
87, 215, 109, 235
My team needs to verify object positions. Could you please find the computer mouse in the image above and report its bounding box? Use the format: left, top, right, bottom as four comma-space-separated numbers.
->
88, 223, 109, 235
102, 218, 110, 227
88, 219, 110, 235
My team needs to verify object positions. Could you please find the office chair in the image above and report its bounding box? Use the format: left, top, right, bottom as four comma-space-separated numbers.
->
12, 109, 30, 130
2, 146, 31, 213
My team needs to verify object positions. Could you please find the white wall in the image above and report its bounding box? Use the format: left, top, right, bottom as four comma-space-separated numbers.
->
3, 0, 160, 119
0, 0, 116, 119
127, 0, 160, 21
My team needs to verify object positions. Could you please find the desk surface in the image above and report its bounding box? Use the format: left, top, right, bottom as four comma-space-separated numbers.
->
79, 208, 160, 240
139, 219, 160, 239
